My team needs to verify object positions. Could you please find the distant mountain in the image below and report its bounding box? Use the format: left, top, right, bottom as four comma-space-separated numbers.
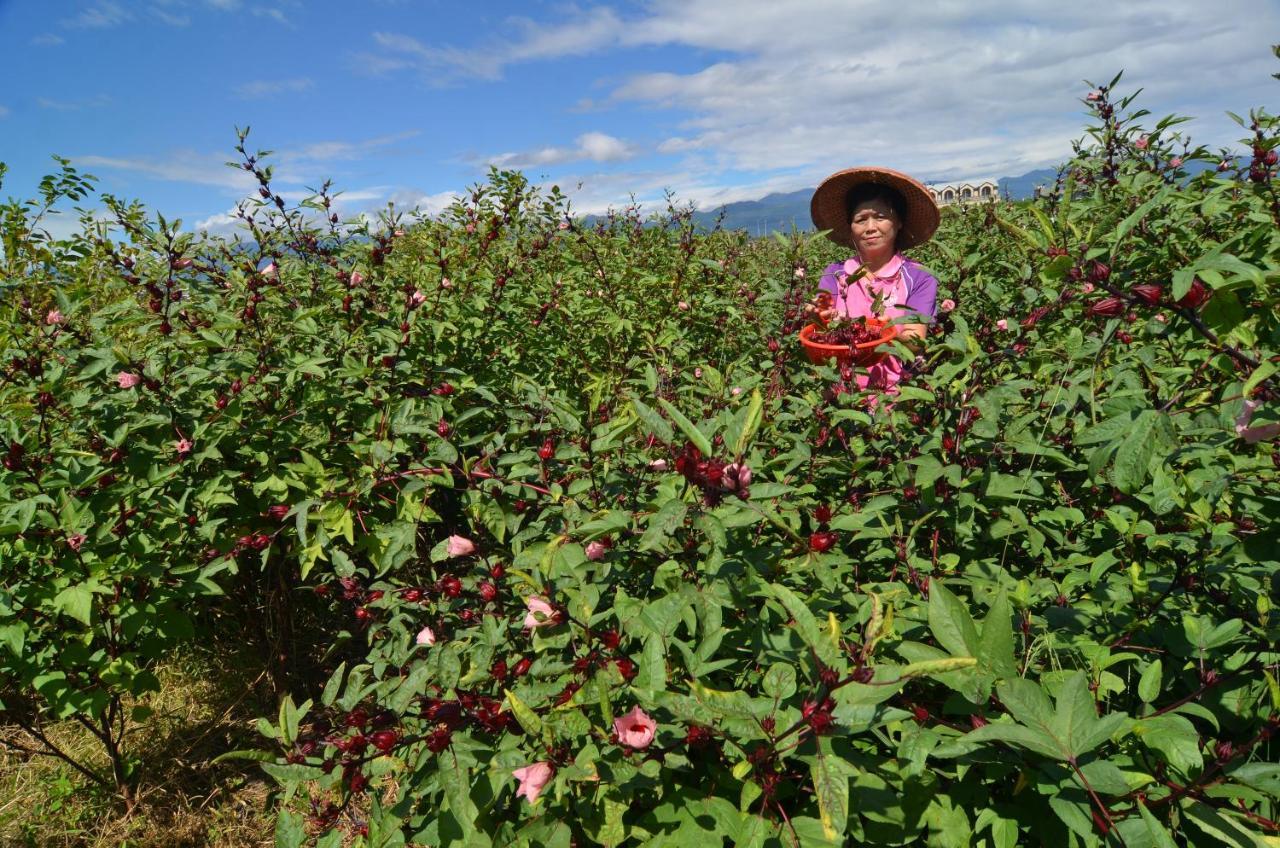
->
997, 168, 1059, 201
684, 168, 1064, 235
689, 188, 813, 236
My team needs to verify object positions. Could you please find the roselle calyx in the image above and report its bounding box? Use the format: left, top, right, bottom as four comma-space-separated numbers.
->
1176, 278, 1211, 310
1087, 297, 1125, 318
1131, 284, 1163, 306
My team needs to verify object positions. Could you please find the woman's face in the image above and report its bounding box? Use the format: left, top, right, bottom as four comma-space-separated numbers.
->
848, 198, 901, 258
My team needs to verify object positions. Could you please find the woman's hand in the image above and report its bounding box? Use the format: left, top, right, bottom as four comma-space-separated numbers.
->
897, 322, 927, 342
804, 291, 837, 325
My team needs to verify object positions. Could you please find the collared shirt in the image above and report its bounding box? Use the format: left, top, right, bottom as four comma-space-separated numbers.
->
816, 254, 939, 324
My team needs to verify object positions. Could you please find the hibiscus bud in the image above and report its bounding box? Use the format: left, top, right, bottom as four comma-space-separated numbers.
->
371, 730, 398, 752
1087, 297, 1125, 318
1176, 278, 1211, 310
538, 438, 555, 461
814, 504, 832, 524
808, 531, 837, 553
1131, 284, 1163, 306
585, 540, 607, 561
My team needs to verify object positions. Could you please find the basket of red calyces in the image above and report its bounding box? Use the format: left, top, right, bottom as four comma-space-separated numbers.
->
799, 316, 899, 366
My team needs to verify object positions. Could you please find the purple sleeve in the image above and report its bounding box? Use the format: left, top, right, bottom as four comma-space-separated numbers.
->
817, 262, 843, 297
902, 264, 938, 322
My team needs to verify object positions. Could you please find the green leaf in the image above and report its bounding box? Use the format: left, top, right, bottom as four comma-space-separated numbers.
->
811, 742, 850, 840
1112, 410, 1159, 494
732, 389, 764, 457
1109, 185, 1174, 255
766, 583, 841, 669
638, 498, 688, 552
1138, 661, 1162, 703
1134, 801, 1178, 848
505, 688, 543, 735
899, 657, 978, 677
1181, 800, 1260, 848
978, 590, 1017, 679
1134, 714, 1202, 776
52, 583, 94, 625
631, 398, 674, 444
275, 810, 307, 848
927, 580, 979, 658
657, 398, 713, 457
762, 663, 797, 700
1227, 763, 1280, 798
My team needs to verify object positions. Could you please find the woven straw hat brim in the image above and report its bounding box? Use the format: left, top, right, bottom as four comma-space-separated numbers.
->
810, 166, 941, 251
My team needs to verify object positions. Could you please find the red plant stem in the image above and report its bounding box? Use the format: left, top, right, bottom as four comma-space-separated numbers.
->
1069, 756, 1121, 839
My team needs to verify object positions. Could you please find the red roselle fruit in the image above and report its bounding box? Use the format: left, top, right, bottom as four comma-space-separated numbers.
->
1087, 297, 1125, 318
513, 657, 532, 677
370, 730, 398, 753
1130, 284, 1163, 306
1176, 278, 1211, 310
538, 438, 555, 461
813, 504, 833, 525
809, 531, 837, 553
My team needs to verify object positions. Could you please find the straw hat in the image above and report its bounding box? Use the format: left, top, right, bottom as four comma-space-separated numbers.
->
810, 166, 940, 251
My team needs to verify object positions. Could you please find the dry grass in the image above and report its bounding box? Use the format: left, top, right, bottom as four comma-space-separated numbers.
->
0, 641, 280, 848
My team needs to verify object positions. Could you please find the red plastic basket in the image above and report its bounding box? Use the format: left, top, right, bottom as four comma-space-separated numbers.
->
798, 318, 898, 366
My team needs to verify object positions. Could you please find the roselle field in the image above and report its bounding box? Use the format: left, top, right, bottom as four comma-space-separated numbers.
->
2, 79, 1279, 847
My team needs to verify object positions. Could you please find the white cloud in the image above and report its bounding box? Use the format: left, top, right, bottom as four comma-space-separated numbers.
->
193, 185, 460, 236
76, 151, 260, 192
74, 131, 423, 197
150, 6, 192, 26
352, 32, 499, 84
37, 95, 113, 111
234, 77, 314, 99
486, 132, 636, 169
60, 2, 133, 29
0, 106, 9, 119
251, 5, 293, 26
32, 33, 65, 46
382, 0, 1280, 203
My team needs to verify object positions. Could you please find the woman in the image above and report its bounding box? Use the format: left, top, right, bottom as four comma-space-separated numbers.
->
807, 167, 941, 391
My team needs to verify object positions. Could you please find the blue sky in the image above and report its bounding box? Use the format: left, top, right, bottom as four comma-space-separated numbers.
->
3, 0, 1278, 236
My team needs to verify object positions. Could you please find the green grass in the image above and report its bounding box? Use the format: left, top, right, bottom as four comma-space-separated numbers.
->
1, 639, 277, 848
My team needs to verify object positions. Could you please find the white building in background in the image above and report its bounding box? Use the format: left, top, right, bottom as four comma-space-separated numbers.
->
926, 180, 1000, 206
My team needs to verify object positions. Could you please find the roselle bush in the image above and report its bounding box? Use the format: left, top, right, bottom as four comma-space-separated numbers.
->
2, 77, 1279, 845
